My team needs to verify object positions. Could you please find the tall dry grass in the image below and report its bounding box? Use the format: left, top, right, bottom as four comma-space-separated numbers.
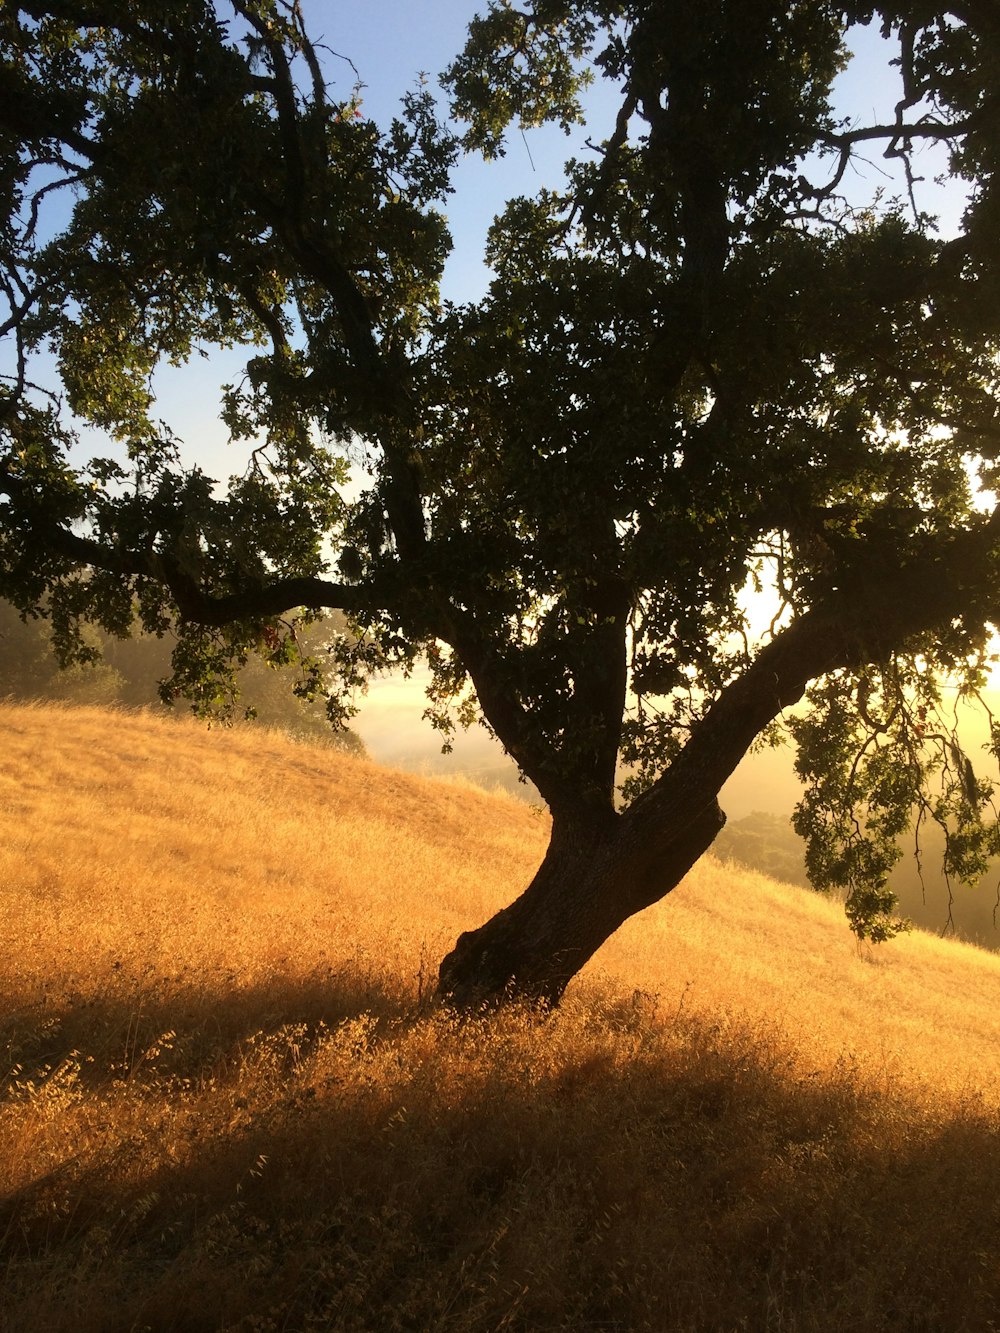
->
1, 700, 1000, 1331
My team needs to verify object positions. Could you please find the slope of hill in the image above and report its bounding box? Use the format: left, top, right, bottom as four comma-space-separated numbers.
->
2, 702, 999, 1331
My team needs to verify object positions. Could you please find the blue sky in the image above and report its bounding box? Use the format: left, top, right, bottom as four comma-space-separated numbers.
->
146, 1, 621, 479
301, 0, 625, 299
153, 0, 613, 466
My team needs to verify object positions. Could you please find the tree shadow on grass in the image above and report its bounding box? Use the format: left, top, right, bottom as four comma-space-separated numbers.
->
0, 954, 423, 1090
2, 986, 1000, 1332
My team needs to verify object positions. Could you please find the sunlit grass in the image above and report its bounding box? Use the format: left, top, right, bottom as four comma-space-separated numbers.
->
1, 700, 999, 1331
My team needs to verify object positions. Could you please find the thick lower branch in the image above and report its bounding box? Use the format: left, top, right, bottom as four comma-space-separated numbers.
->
0, 490, 384, 624
632, 522, 1000, 841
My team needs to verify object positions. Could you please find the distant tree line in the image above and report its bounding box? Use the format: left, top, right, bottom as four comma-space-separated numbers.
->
715, 813, 809, 890
0, 599, 365, 753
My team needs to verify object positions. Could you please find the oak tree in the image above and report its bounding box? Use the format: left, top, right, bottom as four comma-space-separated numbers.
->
3, 0, 1000, 1004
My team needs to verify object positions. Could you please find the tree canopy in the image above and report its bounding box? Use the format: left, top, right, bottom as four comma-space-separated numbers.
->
2, 0, 1000, 1002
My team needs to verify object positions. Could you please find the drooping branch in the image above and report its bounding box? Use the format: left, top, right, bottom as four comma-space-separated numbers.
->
0, 451, 560, 798
0, 445, 388, 622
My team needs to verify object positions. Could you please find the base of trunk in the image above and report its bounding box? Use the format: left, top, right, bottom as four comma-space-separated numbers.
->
438, 799, 724, 1008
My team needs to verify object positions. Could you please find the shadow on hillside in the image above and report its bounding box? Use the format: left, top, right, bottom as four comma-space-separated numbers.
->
0, 959, 425, 1096
2, 986, 999, 1333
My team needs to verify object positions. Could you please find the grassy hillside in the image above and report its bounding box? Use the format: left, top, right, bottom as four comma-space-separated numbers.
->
2, 702, 1000, 1331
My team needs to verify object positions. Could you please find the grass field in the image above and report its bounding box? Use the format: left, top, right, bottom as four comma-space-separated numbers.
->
1, 701, 999, 1331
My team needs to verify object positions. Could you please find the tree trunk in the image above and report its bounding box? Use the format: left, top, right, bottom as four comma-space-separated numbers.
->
437, 797, 725, 1008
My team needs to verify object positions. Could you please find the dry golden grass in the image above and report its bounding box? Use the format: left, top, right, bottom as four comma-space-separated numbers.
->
1, 700, 1000, 1331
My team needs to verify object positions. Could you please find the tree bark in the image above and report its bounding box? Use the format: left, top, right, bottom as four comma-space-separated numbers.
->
437, 797, 725, 1008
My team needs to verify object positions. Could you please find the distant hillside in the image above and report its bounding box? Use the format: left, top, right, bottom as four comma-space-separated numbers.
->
715, 810, 809, 887
2, 699, 998, 1087
716, 809, 1000, 952
0, 598, 364, 751
2, 702, 1000, 1331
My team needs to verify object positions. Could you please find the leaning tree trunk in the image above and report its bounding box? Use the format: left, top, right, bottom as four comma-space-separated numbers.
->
436, 555, 994, 1008
437, 797, 725, 1008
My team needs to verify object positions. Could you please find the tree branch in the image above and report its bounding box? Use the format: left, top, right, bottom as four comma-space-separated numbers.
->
819, 117, 974, 152
443, 616, 585, 815
625, 515, 1000, 842
38, 522, 384, 623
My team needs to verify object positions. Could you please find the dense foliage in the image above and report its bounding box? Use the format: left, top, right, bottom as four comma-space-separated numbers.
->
3, 0, 1000, 996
